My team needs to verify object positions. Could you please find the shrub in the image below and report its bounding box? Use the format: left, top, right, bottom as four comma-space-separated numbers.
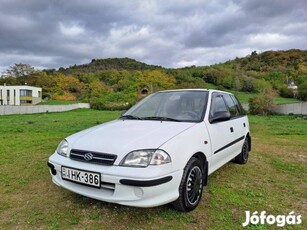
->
248, 94, 275, 115
241, 77, 256, 92
254, 79, 272, 93
90, 99, 131, 111
280, 86, 295, 98
298, 82, 307, 101
52, 92, 76, 101
221, 75, 233, 89
216, 85, 225, 91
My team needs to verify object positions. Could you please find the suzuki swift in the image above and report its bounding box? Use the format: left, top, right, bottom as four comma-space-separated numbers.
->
48, 89, 251, 212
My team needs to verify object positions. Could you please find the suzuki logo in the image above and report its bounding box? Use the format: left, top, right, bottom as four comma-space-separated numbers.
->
84, 152, 94, 161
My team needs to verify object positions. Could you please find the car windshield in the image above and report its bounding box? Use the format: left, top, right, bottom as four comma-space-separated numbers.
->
122, 90, 209, 122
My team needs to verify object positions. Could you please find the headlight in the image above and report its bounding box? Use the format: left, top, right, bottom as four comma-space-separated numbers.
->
120, 149, 171, 167
56, 139, 69, 157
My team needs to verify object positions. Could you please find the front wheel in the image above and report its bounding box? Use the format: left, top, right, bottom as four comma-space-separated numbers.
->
172, 157, 204, 212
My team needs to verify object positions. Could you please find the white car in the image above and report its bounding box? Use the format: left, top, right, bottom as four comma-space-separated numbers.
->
48, 89, 251, 211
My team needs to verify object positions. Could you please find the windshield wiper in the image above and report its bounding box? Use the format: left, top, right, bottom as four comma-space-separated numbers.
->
120, 115, 143, 120
142, 116, 181, 122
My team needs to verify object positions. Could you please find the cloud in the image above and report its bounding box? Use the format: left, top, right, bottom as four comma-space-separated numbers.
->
0, 0, 306, 73
59, 22, 84, 36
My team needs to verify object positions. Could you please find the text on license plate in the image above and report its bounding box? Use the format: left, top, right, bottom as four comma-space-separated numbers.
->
61, 166, 101, 188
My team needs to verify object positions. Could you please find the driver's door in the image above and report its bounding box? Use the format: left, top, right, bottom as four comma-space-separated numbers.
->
207, 93, 236, 174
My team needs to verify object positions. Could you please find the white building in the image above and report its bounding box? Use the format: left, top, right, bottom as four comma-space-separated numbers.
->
0, 85, 42, 105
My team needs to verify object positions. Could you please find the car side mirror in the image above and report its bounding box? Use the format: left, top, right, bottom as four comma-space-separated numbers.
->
209, 111, 231, 123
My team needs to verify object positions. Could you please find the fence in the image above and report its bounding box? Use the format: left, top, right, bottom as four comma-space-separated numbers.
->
273, 102, 307, 115
0, 103, 90, 115
242, 102, 307, 115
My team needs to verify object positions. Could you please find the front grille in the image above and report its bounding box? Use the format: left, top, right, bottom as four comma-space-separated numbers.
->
70, 149, 117, 165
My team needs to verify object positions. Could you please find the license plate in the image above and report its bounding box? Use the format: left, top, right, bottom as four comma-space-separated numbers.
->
61, 166, 101, 188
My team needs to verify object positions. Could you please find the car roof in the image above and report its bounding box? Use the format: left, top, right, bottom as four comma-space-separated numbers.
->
157, 89, 233, 95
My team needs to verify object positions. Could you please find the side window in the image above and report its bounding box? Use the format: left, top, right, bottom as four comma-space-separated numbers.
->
223, 94, 239, 117
231, 95, 246, 116
210, 93, 229, 118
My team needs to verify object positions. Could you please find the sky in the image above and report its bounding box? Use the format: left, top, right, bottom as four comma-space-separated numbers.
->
0, 0, 306, 73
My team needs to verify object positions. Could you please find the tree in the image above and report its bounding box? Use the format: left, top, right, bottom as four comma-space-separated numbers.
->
53, 74, 84, 93
5, 63, 35, 78
251, 50, 258, 58
137, 70, 176, 92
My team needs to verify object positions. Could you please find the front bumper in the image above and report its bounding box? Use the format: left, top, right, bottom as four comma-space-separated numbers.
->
47, 153, 183, 208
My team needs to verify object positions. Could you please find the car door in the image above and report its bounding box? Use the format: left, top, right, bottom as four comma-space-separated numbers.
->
223, 94, 247, 156
207, 92, 236, 174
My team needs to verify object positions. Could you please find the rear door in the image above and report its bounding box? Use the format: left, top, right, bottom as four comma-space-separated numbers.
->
223, 94, 247, 155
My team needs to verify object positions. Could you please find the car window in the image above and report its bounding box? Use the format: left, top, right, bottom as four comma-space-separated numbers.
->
231, 95, 246, 116
132, 93, 163, 117
210, 93, 229, 118
125, 91, 209, 122
223, 94, 239, 117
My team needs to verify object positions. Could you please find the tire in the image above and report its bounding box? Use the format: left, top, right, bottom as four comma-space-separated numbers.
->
234, 138, 249, 164
172, 157, 204, 212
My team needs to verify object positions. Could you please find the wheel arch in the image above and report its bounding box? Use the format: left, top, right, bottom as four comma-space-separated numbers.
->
190, 152, 208, 186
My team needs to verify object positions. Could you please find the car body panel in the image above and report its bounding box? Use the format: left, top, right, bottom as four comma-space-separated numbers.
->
64, 119, 197, 164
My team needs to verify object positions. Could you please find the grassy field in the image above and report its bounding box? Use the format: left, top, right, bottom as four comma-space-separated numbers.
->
39, 100, 80, 105
0, 109, 306, 229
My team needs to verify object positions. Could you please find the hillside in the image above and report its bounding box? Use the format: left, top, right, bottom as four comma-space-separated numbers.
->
59, 49, 307, 73
1, 49, 307, 109
196, 49, 307, 100
227, 49, 307, 72
59, 57, 163, 73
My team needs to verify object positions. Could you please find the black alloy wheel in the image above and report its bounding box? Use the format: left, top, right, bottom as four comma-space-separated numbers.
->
172, 157, 205, 212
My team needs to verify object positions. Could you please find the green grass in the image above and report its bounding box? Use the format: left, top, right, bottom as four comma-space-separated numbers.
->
232, 91, 258, 104
206, 83, 218, 89
0, 110, 306, 229
39, 100, 79, 105
273, 97, 301, 104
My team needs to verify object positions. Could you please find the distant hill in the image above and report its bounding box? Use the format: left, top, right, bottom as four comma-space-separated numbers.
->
2, 49, 306, 109
225, 49, 307, 72
57, 50, 307, 75
59, 57, 163, 73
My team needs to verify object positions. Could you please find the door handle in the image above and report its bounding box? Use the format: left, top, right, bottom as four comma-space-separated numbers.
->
230, 127, 234, 133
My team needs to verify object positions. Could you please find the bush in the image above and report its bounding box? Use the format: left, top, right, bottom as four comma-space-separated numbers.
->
241, 77, 256, 92
89, 92, 136, 111
221, 75, 233, 89
280, 86, 294, 98
88, 97, 106, 110
298, 82, 307, 101
90, 100, 131, 111
52, 92, 76, 101
254, 79, 272, 93
248, 94, 275, 115
216, 85, 225, 91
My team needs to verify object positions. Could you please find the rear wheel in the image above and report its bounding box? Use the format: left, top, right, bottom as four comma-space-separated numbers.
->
234, 138, 249, 164
172, 157, 204, 212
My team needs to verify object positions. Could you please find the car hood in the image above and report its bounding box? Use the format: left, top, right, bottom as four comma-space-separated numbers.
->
66, 119, 196, 159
